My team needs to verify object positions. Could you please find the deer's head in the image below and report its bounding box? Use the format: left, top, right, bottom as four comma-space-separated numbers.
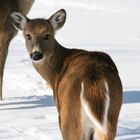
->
11, 9, 66, 62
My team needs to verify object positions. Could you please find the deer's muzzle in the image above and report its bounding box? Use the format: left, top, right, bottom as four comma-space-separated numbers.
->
30, 51, 43, 61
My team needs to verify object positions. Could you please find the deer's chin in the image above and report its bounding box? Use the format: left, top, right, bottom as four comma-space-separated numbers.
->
31, 58, 44, 64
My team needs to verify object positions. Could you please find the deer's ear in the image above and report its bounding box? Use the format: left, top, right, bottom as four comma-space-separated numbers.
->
10, 11, 28, 30
49, 9, 66, 31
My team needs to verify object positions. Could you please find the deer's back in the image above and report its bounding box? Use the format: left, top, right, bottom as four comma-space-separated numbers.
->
56, 49, 122, 126
60, 50, 119, 82
57, 49, 122, 102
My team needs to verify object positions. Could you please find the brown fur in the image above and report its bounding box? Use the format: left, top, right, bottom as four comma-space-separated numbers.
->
0, 0, 34, 100
11, 10, 123, 140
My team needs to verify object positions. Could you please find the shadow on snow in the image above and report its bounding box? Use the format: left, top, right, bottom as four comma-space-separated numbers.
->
123, 91, 140, 104
0, 95, 55, 110
117, 127, 140, 140
0, 90, 140, 110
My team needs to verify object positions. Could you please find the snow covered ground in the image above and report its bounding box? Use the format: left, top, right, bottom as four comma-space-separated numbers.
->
0, 0, 140, 139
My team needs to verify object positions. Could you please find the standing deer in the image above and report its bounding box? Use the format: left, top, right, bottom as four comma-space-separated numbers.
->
0, 0, 34, 100
11, 9, 123, 140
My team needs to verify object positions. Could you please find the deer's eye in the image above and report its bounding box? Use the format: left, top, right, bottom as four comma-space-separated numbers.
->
25, 34, 32, 40
43, 34, 50, 40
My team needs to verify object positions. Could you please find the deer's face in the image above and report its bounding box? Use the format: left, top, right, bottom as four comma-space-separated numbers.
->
23, 20, 54, 62
10, 9, 66, 62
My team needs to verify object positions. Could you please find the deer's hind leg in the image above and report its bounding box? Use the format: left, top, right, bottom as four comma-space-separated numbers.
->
57, 80, 84, 140
94, 127, 115, 140
58, 95, 83, 140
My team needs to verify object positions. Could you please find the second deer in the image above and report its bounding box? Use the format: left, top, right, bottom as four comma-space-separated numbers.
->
0, 0, 34, 100
11, 9, 123, 140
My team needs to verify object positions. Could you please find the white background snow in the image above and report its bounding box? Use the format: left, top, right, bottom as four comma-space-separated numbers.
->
0, 0, 140, 139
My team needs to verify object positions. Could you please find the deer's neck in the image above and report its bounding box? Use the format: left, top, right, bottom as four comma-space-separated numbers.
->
32, 41, 69, 89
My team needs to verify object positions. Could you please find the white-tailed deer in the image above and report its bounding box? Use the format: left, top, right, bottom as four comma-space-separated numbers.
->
11, 9, 123, 140
0, 0, 34, 100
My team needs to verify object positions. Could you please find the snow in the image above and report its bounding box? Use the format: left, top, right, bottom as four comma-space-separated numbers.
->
0, 0, 140, 139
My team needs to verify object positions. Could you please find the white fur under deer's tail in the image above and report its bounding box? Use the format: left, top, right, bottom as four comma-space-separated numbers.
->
80, 80, 120, 140
80, 80, 110, 132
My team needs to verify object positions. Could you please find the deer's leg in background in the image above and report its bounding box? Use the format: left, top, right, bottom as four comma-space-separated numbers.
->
0, 30, 17, 100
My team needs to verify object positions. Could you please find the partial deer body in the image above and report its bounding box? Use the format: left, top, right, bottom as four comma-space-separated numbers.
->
11, 9, 123, 140
0, 0, 34, 100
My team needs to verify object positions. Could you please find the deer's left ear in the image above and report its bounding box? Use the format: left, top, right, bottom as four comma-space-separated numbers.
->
10, 11, 28, 31
49, 9, 66, 31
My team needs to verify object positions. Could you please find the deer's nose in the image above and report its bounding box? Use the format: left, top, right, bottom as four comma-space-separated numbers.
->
30, 51, 43, 61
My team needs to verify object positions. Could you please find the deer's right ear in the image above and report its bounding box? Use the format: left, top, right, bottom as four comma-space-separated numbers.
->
10, 12, 28, 31
49, 9, 66, 31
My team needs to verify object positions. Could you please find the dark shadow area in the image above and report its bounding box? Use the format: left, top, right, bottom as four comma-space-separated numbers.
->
123, 91, 140, 104
0, 95, 55, 110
